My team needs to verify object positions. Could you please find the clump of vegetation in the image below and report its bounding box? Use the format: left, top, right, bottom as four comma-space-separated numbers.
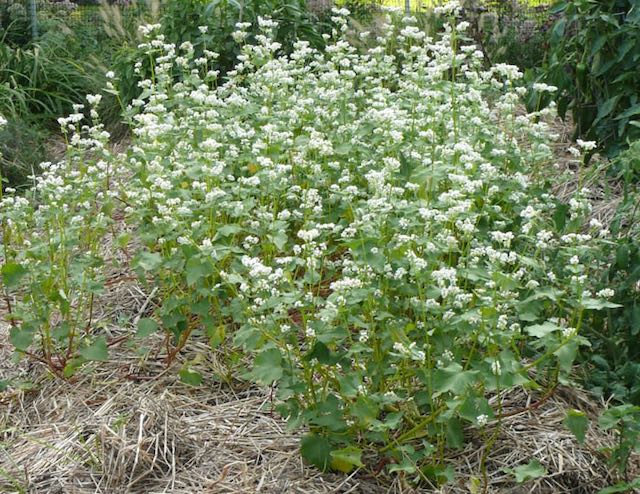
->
457, 0, 552, 70
0, 116, 47, 188
0, 0, 33, 47
111, 0, 329, 107
2, 5, 627, 487
1, 0, 331, 188
581, 143, 640, 407
473, 10, 550, 69
0, 28, 107, 121
0, 1, 119, 188
531, 0, 640, 157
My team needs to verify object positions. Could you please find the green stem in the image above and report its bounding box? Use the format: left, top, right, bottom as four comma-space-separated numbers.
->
379, 405, 446, 453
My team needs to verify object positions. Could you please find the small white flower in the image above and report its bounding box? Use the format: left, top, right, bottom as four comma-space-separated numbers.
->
532, 82, 558, 93
86, 94, 102, 105
596, 288, 615, 299
577, 139, 597, 151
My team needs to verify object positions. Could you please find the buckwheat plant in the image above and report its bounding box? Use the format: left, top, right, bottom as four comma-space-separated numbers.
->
0, 3, 619, 484
0, 99, 119, 376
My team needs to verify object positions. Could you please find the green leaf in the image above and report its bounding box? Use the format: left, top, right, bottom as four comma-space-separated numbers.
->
116, 232, 131, 249
598, 405, 640, 430
136, 318, 159, 338
493, 272, 518, 291
79, 337, 109, 362
9, 326, 35, 351
526, 322, 561, 338
589, 34, 608, 57
518, 312, 539, 322
268, 231, 288, 250
458, 395, 494, 424
504, 459, 547, 483
0, 379, 8, 392
549, 1, 568, 15
313, 394, 346, 431
388, 459, 417, 474
595, 95, 622, 124
421, 463, 455, 485
1, 262, 27, 289
553, 203, 569, 231
581, 298, 623, 310
351, 395, 379, 428
63, 358, 83, 378
300, 434, 332, 471
137, 251, 162, 271
248, 348, 283, 385
346, 238, 386, 271
615, 104, 640, 120
305, 341, 339, 365
551, 18, 567, 44
207, 324, 225, 349
213, 224, 242, 240
616, 244, 630, 268
179, 367, 203, 386
330, 446, 364, 472
564, 410, 588, 444
191, 299, 211, 317
433, 363, 478, 396
554, 340, 578, 373
52, 322, 71, 341
294, 135, 310, 147
334, 142, 352, 155
446, 416, 465, 449
522, 288, 564, 304
598, 478, 640, 494
185, 256, 214, 286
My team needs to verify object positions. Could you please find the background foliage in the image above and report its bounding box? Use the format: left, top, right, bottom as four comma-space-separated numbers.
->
531, 0, 640, 157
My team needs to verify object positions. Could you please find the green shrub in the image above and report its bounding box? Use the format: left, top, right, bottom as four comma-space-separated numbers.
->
530, 0, 640, 157
0, 0, 32, 47
0, 116, 47, 189
610, 139, 640, 188
1, 10, 620, 484
0, 24, 108, 123
0, 7, 112, 189
0, 0, 83, 48
458, 0, 552, 71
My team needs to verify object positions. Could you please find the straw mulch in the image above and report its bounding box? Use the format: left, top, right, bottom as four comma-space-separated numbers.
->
541, 112, 625, 228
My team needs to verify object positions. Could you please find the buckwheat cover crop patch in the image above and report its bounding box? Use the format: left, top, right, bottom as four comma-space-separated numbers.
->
0, 4, 618, 482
